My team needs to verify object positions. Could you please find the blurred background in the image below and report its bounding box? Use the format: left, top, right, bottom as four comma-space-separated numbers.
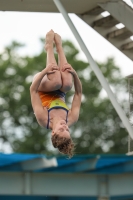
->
0, 0, 133, 156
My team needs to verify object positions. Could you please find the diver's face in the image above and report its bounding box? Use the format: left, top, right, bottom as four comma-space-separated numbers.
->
52, 120, 70, 138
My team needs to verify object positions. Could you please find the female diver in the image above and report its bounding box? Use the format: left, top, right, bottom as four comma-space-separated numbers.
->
30, 30, 82, 157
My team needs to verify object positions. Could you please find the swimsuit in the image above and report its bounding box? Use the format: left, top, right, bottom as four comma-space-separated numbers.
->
38, 90, 69, 129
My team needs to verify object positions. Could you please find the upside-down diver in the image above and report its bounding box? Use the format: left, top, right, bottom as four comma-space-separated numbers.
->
30, 30, 82, 157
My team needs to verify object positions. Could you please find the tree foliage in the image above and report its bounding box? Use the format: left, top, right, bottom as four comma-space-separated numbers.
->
0, 40, 128, 155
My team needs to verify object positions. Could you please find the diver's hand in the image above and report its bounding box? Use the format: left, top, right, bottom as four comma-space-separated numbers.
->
45, 63, 59, 74
62, 63, 76, 76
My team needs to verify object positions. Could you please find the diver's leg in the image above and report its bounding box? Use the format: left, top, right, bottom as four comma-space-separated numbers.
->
35, 30, 62, 92
54, 33, 73, 93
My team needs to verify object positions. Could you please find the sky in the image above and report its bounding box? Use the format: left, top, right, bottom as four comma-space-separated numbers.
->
0, 0, 133, 78
0, 0, 133, 153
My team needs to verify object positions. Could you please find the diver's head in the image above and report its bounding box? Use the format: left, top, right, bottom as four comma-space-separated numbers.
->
51, 120, 74, 158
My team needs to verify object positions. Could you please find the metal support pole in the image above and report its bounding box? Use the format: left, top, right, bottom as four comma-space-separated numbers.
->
53, 0, 133, 139
24, 172, 31, 195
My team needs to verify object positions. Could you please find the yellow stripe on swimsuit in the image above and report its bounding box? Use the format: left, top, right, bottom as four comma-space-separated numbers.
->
49, 98, 69, 110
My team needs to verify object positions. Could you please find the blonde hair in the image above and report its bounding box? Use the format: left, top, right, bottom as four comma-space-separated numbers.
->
51, 134, 75, 158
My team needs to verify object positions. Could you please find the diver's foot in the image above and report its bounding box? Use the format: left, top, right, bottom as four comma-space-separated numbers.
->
54, 33, 62, 52
44, 30, 54, 51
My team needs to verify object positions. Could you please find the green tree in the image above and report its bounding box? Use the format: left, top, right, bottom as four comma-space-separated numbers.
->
0, 40, 128, 155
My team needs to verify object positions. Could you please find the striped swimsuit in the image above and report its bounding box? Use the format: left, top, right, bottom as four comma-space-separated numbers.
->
38, 90, 69, 129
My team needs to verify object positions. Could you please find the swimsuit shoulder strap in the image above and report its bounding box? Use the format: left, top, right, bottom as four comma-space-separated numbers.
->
47, 110, 50, 129
66, 110, 69, 123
